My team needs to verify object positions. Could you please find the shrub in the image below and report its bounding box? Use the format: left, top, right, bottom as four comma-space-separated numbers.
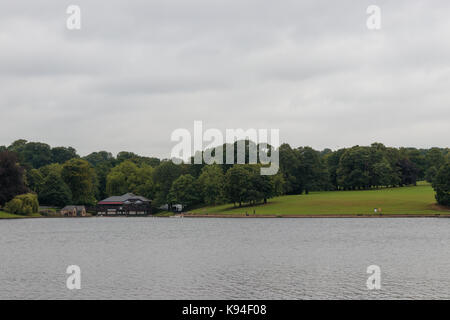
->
433, 162, 450, 206
4, 198, 22, 214
4, 193, 39, 215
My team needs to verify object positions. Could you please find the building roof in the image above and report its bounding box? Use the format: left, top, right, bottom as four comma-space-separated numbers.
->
98, 193, 151, 205
61, 205, 85, 211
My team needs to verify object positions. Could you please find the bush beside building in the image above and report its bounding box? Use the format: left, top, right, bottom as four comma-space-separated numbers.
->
4, 193, 39, 215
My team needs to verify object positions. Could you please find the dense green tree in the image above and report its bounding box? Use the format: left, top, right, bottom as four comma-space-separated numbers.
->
39, 171, 72, 207
61, 159, 96, 205
337, 147, 371, 190
197, 165, 225, 205
335, 145, 403, 190
0, 151, 29, 206
426, 148, 445, 171
224, 165, 252, 207
247, 165, 273, 204
425, 166, 438, 184
372, 160, 395, 187
106, 160, 156, 200
106, 161, 138, 196
84, 151, 116, 200
115, 151, 160, 169
396, 158, 418, 186
296, 146, 330, 194
84, 151, 115, 167
222, 164, 279, 206
433, 162, 450, 206
93, 162, 113, 200
138, 157, 161, 168
51, 146, 78, 164
278, 144, 302, 194
4, 193, 39, 215
168, 174, 200, 209
39, 163, 63, 177
153, 161, 185, 205
133, 164, 156, 200
7, 139, 27, 154
324, 148, 346, 190
26, 168, 44, 194
20, 142, 52, 168
116, 151, 139, 163
404, 148, 427, 179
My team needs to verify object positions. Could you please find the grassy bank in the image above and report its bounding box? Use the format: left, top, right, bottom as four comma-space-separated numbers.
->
0, 211, 28, 219
189, 183, 450, 217
0, 211, 41, 219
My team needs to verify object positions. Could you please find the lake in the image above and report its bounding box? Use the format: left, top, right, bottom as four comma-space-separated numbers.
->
1, 217, 449, 299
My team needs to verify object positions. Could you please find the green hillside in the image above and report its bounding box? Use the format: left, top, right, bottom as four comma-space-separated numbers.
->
189, 183, 449, 216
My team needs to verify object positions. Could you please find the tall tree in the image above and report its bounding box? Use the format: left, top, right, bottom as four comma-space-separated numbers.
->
106, 160, 155, 200
397, 158, 418, 186
425, 166, 438, 184
153, 160, 185, 206
296, 146, 329, 194
426, 148, 445, 170
433, 162, 450, 206
168, 174, 200, 209
198, 165, 225, 205
84, 151, 116, 200
0, 151, 29, 206
84, 151, 116, 167
20, 142, 52, 168
26, 168, 44, 194
51, 146, 78, 164
324, 148, 346, 190
224, 165, 252, 207
337, 146, 372, 190
61, 159, 97, 205
39, 171, 72, 207
278, 143, 302, 194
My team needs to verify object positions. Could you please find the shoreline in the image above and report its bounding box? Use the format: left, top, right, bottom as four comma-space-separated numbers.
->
2, 213, 450, 219
181, 213, 450, 218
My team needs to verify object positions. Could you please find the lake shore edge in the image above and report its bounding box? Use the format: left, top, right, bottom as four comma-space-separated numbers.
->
181, 213, 450, 218
2, 212, 450, 219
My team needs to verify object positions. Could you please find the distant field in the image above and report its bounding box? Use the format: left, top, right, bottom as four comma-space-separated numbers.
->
190, 183, 450, 216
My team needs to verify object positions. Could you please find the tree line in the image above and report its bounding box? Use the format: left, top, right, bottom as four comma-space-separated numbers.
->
0, 139, 449, 213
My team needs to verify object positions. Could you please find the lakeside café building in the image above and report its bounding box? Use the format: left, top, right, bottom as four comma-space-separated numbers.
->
96, 193, 152, 216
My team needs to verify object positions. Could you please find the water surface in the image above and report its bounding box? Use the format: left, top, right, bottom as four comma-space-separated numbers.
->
0, 217, 449, 299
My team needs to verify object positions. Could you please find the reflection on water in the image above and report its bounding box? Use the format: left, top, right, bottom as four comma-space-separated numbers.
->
1, 217, 449, 299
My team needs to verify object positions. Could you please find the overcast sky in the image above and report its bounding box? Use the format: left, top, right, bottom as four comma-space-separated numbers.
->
0, 0, 449, 158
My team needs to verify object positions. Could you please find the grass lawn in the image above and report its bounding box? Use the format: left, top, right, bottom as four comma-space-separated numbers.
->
190, 183, 449, 216
0, 211, 26, 218
0, 211, 41, 219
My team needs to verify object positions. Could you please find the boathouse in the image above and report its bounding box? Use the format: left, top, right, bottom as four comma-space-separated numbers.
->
96, 193, 152, 216
61, 205, 87, 217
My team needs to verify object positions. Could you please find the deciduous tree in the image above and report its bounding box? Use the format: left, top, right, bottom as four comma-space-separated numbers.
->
61, 159, 96, 205
0, 151, 28, 206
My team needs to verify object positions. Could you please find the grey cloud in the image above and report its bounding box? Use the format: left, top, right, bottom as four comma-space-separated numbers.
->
0, 0, 449, 157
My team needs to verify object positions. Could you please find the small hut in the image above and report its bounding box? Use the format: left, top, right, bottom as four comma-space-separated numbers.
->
61, 206, 87, 217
